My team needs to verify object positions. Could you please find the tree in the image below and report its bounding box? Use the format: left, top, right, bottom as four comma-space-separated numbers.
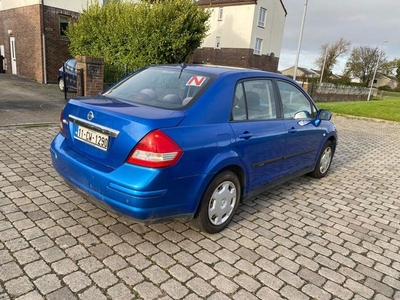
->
315, 38, 351, 80
67, 0, 210, 72
380, 58, 400, 80
344, 46, 388, 87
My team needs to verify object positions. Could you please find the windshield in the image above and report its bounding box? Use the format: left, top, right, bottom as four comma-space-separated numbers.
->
102, 67, 213, 109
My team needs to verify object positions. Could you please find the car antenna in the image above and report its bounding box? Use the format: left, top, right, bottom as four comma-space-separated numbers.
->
179, 60, 187, 79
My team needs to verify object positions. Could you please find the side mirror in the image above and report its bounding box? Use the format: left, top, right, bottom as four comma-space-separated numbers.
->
318, 109, 332, 121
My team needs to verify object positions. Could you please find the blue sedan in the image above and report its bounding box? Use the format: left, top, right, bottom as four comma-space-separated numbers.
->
50, 65, 337, 233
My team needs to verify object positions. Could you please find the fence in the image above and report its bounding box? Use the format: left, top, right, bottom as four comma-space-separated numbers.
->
62, 62, 83, 100
104, 63, 136, 88
308, 82, 371, 102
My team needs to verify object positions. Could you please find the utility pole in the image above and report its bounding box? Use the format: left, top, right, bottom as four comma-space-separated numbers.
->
293, 0, 308, 81
320, 47, 328, 84
367, 41, 388, 101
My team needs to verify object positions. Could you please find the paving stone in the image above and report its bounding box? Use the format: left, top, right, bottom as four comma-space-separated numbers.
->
302, 284, 331, 300
0, 250, 13, 264
4, 238, 29, 252
63, 271, 92, 292
280, 285, 309, 300
194, 249, 219, 264
158, 240, 181, 255
90, 268, 118, 289
65, 245, 90, 261
0, 262, 23, 281
256, 271, 284, 291
344, 279, 375, 299
79, 286, 107, 300
107, 283, 134, 300
186, 278, 214, 298
24, 259, 51, 279
169, 264, 194, 282
324, 280, 353, 300
1, 118, 400, 299
161, 279, 190, 299
46, 287, 77, 300
134, 282, 163, 300
143, 265, 170, 284
117, 267, 144, 286
34, 273, 62, 295
151, 252, 176, 268
13, 247, 40, 265
4, 276, 33, 297
255, 287, 282, 300
364, 278, 394, 298
39, 246, 65, 263
127, 253, 152, 270
15, 290, 43, 300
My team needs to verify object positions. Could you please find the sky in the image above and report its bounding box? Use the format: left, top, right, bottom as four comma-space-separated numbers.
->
278, 0, 400, 75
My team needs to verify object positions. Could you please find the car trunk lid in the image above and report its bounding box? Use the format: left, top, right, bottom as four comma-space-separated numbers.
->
61, 95, 185, 169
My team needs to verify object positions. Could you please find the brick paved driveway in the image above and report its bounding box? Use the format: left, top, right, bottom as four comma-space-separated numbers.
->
0, 116, 399, 300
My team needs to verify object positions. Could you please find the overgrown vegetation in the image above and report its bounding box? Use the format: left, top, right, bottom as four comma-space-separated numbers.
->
67, 0, 210, 81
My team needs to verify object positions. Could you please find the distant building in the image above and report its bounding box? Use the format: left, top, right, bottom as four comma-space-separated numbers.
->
373, 74, 398, 89
280, 66, 319, 79
193, 0, 287, 72
0, 0, 104, 83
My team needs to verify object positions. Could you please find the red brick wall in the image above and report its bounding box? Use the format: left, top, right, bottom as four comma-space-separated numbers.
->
43, 6, 79, 83
0, 4, 78, 83
192, 47, 279, 72
0, 5, 43, 81
76, 56, 105, 96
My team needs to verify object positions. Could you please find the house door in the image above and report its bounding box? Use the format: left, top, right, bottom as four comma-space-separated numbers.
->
10, 37, 17, 75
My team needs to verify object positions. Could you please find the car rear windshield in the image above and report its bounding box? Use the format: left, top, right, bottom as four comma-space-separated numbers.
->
102, 67, 213, 109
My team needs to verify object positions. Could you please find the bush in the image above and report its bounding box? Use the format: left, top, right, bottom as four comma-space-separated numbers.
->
67, 0, 210, 72
378, 85, 394, 91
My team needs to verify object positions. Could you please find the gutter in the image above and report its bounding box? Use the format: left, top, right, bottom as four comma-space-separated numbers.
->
41, 0, 47, 84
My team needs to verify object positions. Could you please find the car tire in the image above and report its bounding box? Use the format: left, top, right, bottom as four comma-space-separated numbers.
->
58, 78, 65, 91
309, 140, 334, 179
192, 171, 241, 233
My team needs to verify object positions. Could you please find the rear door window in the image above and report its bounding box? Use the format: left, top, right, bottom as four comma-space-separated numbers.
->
231, 79, 277, 121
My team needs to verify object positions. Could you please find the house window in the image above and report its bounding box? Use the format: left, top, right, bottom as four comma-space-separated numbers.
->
254, 38, 262, 55
258, 7, 267, 27
216, 36, 221, 49
218, 7, 223, 21
60, 16, 70, 36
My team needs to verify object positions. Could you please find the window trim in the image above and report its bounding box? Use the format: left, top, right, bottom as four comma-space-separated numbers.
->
59, 15, 70, 37
218, 7, 223, 21
258, 7, 267, 28
254, 38, 262, 55
215, 36, 221, 49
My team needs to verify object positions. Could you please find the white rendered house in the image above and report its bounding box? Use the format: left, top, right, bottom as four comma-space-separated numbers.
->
193, 0, 287, 71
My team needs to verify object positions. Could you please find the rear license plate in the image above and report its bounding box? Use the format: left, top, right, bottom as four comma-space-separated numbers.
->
75, 125, 109, 151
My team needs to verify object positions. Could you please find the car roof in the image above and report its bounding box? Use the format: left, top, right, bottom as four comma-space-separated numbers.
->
150, 64, 285, 78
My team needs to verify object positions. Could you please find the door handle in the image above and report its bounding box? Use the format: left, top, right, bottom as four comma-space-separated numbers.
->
288, 127, 297, 134
238, 132, 253, 139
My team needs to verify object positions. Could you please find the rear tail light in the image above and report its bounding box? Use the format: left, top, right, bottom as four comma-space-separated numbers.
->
126, 130, 183, 168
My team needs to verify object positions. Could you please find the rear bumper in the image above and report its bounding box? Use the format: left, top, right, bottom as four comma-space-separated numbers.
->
50, 134, 202, 222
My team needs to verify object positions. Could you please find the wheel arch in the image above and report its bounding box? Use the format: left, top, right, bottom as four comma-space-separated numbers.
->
193, 164, 246, 219
327, 134, 338, 153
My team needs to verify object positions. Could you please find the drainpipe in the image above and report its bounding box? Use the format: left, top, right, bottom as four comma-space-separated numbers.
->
41, 0, 47, 84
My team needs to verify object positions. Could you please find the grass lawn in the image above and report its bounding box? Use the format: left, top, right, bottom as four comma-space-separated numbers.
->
317, 97, 400, 123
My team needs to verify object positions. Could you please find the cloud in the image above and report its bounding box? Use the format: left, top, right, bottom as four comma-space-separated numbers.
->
278, 0, 399, 74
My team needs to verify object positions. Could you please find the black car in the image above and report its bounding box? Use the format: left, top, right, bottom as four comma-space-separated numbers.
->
58, 58, 77, 91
